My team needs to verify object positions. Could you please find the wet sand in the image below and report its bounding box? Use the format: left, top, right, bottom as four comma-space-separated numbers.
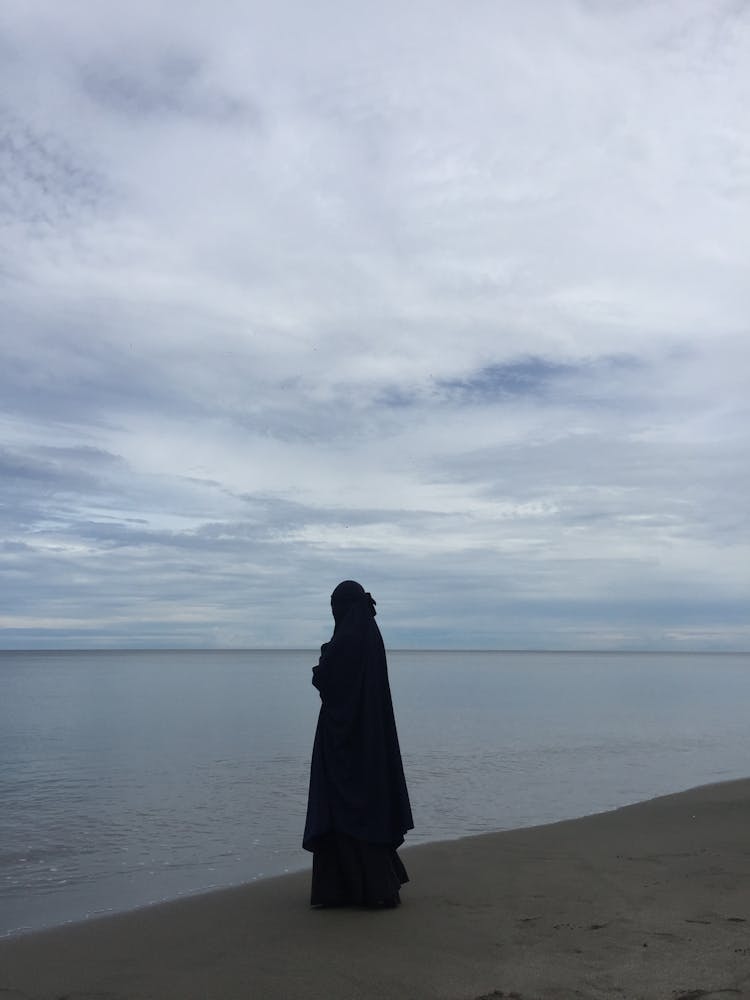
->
2, 778, 749, 1000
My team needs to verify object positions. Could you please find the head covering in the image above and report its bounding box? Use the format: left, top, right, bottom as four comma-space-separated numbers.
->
330, 579, 377, 628
303, 583, 413, 852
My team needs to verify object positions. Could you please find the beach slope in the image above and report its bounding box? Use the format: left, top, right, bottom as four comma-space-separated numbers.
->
2, 779, 749, 1000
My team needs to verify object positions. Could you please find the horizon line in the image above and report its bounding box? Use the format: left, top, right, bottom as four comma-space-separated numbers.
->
0, 646, 748, 655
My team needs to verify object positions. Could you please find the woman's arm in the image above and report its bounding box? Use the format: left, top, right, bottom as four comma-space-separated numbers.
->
312, 641, 331, 691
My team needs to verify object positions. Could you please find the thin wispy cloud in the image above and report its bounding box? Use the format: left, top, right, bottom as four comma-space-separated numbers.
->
1, 0, 748, 649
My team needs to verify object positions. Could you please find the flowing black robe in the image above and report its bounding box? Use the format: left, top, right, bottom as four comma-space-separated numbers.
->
303, 583, 413, 906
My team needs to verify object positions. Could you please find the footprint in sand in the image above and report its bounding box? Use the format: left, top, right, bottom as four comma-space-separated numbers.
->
673, 989, 742, 999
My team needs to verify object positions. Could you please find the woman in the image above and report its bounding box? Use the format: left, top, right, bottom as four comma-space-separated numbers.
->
303, 580, 414, 908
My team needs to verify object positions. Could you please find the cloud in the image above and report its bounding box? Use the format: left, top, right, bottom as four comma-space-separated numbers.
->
0, 0, 748, 648
80, 51, 258, 126
0, 108, 108, 248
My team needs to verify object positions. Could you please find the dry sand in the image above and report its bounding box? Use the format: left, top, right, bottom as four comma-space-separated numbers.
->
1, 779, 749, 1000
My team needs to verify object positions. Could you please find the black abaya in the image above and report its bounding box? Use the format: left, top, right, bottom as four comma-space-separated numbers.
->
303, 581, 413, 906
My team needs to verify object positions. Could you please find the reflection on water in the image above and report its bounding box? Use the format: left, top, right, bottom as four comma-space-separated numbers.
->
1, 649, 749, 935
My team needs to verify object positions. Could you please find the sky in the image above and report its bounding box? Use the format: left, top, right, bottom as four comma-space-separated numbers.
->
1, 0, 748, 650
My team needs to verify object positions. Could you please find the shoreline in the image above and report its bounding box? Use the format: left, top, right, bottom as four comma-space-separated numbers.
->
2, 777, 749, 999
1, 775, 743, 943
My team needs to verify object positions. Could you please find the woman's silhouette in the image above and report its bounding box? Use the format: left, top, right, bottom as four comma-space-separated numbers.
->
303, 580, 413, 907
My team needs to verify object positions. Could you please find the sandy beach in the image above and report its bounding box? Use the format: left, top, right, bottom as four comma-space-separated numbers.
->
2, 779, 749, 1000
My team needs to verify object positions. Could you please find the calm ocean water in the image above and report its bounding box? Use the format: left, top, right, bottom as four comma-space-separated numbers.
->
1, 648, 749, 936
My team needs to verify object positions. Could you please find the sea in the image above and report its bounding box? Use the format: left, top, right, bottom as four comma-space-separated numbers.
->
1, 648, 749, 937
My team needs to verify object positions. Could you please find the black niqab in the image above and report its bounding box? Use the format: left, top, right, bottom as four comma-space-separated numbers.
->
303, 581, 413, 852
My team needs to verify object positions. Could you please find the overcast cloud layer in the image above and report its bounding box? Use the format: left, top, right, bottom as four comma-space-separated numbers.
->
1, 0, 748, 649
